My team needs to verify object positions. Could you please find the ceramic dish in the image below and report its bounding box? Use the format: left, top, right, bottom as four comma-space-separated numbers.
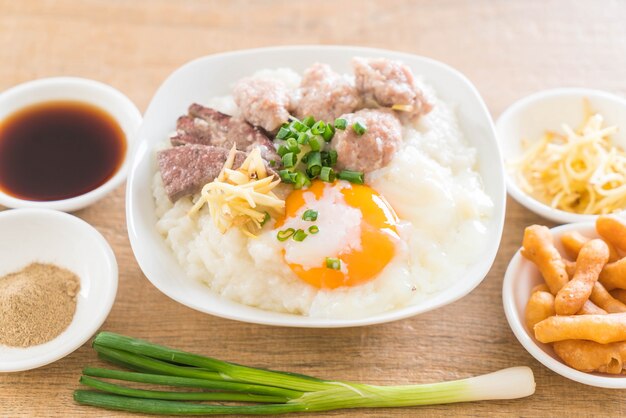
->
0, 209, 118, 372
503, 222, 626, 388
0, 77, 142, 212
497, 88, 626, 224
126, 45, 506, 327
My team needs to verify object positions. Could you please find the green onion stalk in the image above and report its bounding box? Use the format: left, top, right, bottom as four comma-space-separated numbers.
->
74, 332, 535, 415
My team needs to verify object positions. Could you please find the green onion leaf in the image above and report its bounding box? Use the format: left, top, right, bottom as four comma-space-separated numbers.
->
290, 120, 307, 132
302, 209, 318, 222
269, 159, 276, 167
320, 166, 335, 182
302, 116, 315, 128
297, 132, 310, 145
276, 126, 291, 140
337, 170, 364, 185
328, 150, 338, 166
286, 138, 300, 154
282, 152, 297, 168
311, 121, 326, 135
293, 229, 308, 242
326, 257, 341, 270
308, 225, 319, 234
334, 118, 347, 130
352, 121, 367, 136
260, 212, 271, 226
279, 169, 296, 184
277, 228, 295, 241
306, 152, 322, 178
277, 144, 290, 157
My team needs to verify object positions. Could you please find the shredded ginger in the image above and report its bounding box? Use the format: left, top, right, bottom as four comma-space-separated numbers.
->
511, 102, 626, 215
188, 146, 284, 237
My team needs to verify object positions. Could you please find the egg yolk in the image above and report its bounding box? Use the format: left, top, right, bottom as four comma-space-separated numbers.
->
277, 180, 399, 289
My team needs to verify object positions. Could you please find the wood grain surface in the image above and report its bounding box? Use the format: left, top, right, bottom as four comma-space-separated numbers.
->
1, 1, 626, 416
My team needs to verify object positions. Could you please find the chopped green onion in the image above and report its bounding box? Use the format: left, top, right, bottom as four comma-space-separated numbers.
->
260, 212, 271, 226
292, 229, 308, 242
297, 132, 310, 145
308, 225, 319, 234
337, 170, 364, 185
268, 159, 276, 167
302, 116, 315, 128
286, 138, 300, 153
290, 120, 307, 132
322, 124, 334, 141
277, 228, 295, 241
326, 257, 341, 270
277, 145, 289, 157
328, 150, 338, 166
279, 169, 296, 184
311, 121, 326, 135
308, 135, 322, 151
334, 118, 347, 130
282, 152, 297, 168
293, 171, 311, 190
276, 126, 291, 140
352, 121, 367, 136
302, 209, 318, 222
320, 166, 335, 182
306, 152, 322, 178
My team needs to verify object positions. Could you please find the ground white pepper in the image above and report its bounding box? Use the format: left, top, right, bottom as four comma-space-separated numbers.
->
0, 262, 80, 347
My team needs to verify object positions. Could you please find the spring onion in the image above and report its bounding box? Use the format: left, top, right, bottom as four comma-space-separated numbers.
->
279, 169, 296, 184
286, 138, 300, 153
320, 166, 336, 182
292, 229, 308, 242
308, 225, 319, 234
352, 121, 367, 135
277, 228, 295, 241
311, 120, 326, 135
282, 152, 297, 168
334, 118, 347, 130
297, 132, 309, 145
306, 151, 322, 178
276, 126, 291, 140
302, 209, 318, 221
337, 170, 364, 185
293, 171, 311, 190
308, 135, 322, 151
260, 212, 270, 226
74, 332, 535, 415
322, 124, 334, 141
325, 257, 341, 270
302, 116, 315, 128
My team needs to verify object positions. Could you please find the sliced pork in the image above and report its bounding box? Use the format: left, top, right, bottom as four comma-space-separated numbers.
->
353, 57, 432, 118
170, 104, 280, 165
331, 109, 402, 173
233, 77, 291, 132
157, 144, 247, 202
293, 63, 360, 122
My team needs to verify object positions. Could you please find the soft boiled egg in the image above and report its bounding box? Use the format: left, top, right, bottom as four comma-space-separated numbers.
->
276, 180, 400, 289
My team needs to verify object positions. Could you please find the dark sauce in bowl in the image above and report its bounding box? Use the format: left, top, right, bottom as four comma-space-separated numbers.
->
0, 101, 126, 201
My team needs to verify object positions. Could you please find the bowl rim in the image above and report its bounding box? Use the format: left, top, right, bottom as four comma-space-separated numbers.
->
126, 44, 506, 327
502, 221, 626, 388
0, 76, 142, 212
0, 208, 118, 372
496, 87, 626, 224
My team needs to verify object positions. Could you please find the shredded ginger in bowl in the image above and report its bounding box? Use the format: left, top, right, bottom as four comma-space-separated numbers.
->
512, 102, 626, 214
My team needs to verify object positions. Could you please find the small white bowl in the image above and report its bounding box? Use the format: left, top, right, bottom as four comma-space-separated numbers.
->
127, 45, 506, 327
496, 88, 626, 224
0, 209, 118, 372
0, 77, 142, 212
503, 222, 626, 388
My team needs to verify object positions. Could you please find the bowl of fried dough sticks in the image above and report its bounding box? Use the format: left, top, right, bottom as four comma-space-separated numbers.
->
503, 215, 626, 388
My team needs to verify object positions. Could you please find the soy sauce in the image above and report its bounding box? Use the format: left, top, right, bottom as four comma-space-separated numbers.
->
0, 101, 126, 201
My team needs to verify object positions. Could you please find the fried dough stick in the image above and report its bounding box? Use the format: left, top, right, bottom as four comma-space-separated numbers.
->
534, 313, 626, 344
599, 258, 626, 290
590, 282, 626, 313
555, 240, 609, 315
597, 215, 626, 253
611, 289, 626, 305
525, 287, 555, 330
553, 340, 626, 374
521, 225, 569, 295
561, 231, 620, 262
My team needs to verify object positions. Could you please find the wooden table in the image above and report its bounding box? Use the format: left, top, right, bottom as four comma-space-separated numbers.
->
1, 1, 626, 416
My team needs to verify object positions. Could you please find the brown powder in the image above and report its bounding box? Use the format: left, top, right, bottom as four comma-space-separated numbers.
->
0, 262, 80, 347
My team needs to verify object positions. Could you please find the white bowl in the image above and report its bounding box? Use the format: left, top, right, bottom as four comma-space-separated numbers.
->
503, 222, 626, 388
0, 77, 142, 212
497, 88, 626, 224
0, 209, 118, 372
127, 45, 506, 327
